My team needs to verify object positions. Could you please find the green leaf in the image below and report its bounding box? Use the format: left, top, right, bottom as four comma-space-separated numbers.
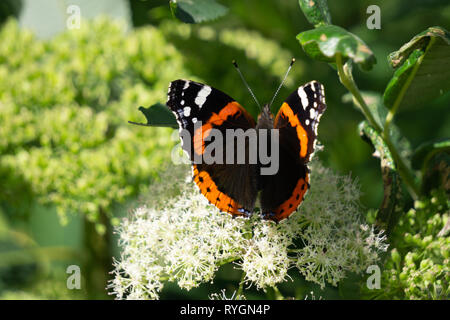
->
359, 121, 403, 235
412, 139, 450, 170
0, 0, 22, 24
297, 25, 376, 71
384, 26, 450, 111
129, 103, 178, 129
170, 0, 228, 24
298, 0, 331, 27
412, 138, 450, 194
420, 152, 450, 195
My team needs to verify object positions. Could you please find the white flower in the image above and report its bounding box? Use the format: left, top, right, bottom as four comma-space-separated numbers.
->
209, 289, 246, 300
109, 162, 387, 299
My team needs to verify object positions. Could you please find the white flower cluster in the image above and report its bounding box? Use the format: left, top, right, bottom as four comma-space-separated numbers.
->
109, 162, 387, 299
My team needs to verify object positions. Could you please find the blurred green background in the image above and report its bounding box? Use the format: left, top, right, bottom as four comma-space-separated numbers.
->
0, 0, 448, 299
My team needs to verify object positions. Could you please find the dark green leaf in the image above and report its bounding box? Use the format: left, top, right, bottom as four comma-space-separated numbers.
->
384, 26, 450, 110
359, 121, 403, 235
420, 153, 450, 195
298, 0, 331, 27
412, 139, 450, 170
297, 25, 376, 71
170, 0, 228, 24
338, 272, 365, 299
0, 0, 22, 24
129, 103, 178, 129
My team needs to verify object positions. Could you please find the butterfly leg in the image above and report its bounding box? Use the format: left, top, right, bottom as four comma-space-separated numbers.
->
238, 208, 253, 218
261, 211, 277, 221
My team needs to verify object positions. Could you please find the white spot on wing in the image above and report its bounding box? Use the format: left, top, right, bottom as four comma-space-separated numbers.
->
195, 85, 212, 108
298, 87, 309, 109
183, 107, 191, 117
183, 81, 190, 90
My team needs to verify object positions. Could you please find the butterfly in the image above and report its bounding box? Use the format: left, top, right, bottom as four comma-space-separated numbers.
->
166, 61, 326, 222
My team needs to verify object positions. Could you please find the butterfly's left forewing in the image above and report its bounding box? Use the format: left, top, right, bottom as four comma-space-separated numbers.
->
260, 81, 326, 222
167, 79, 258, 217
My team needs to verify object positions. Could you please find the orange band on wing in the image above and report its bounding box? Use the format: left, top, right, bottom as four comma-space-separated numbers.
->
193, 101, 245, 155
193, 165, 243, 216
193, 123, 212, 154
275, 103, 308, 158
272, 173, 309, 222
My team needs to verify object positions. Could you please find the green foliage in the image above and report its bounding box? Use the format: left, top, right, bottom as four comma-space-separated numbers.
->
170, 0, 228, 24
299, 0, 449, 202
412, 139, 450, 171
297, 0, 449, 300
371, 194, 449, 299
0, 19, 192, 225
158, 21, 303, 117
0, 0, 448, 300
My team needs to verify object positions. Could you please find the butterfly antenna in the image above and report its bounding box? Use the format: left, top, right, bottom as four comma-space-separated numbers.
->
232, 60, 262, 110
269, 58, 296, 109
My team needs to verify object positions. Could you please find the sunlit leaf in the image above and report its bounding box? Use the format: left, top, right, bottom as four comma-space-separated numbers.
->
298, 0, 331, 27
297, 25, 376, 71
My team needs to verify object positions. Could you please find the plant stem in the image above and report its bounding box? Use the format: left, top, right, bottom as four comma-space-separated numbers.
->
383, 138, 420, 200
336, 54, 382, 132
236, 271, 246, 298
273, 286, 284, 300
335, 54, 420, 200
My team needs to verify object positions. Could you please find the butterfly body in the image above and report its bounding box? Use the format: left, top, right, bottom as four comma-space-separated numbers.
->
167, 79, 326, 222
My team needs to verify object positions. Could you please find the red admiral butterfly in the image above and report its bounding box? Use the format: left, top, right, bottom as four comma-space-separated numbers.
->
167, 60, 326, 222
